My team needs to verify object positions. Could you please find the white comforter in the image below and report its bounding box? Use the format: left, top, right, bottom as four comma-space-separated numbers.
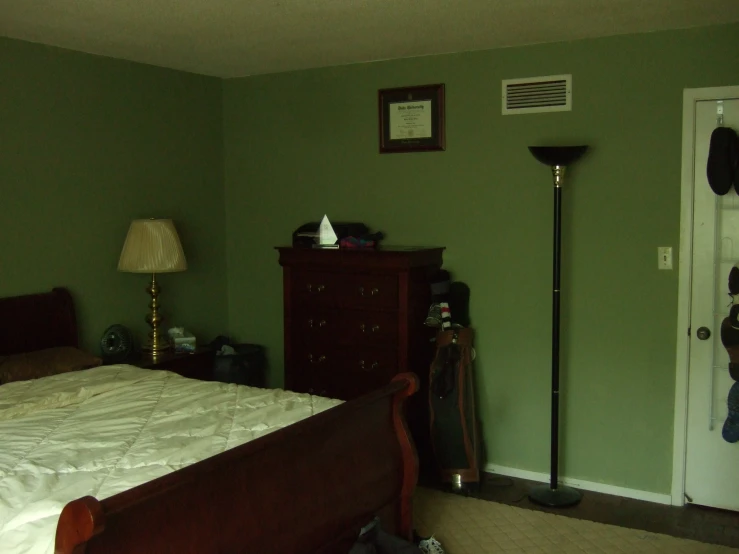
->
0, 365, 342, 554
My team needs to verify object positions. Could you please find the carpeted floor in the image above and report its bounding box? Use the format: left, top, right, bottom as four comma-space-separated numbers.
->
413, 487, 739, 553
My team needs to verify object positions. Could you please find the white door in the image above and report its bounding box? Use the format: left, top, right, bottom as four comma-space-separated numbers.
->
685, 95, 739, 511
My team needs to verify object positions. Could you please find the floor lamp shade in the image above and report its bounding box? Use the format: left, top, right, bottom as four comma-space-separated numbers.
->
118, 219, 187, 355
527, 145, 588, 508
528, 146, 588, 168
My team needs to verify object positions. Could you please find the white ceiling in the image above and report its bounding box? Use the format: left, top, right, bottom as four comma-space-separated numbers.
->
1, 0, 738, 78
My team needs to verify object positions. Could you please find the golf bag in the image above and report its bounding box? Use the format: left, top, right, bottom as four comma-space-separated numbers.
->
428, 327, 479, 489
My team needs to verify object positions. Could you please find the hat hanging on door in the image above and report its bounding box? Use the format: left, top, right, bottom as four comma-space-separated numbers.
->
707, 126, 739, 196
729, 263, 739, 296
721, 314, 739, 382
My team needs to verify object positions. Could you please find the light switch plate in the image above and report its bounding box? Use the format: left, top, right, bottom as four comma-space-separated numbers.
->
658, 247, 673, 270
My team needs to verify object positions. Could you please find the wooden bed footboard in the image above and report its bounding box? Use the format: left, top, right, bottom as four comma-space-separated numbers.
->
55, 373, 420, 554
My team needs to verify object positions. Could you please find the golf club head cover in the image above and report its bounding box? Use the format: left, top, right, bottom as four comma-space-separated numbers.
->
430, 270, 451, 301
426, 270, 452, 329
449, 281, 471, 328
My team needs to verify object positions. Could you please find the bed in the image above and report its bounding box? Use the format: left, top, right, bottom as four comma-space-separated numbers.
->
0, 288, 419, 554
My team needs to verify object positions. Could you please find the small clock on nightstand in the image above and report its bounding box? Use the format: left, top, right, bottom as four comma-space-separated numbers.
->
100, 324, 135, 364
135, 347, 215, 381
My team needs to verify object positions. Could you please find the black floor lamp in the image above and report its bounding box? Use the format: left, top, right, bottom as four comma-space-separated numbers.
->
527, 145, 589, 508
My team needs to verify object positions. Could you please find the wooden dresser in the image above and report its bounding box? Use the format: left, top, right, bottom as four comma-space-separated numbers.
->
277, 246, 444, 469
277, 246, 443, 398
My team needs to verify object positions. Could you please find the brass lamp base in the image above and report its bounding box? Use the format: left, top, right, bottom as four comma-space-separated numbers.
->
142, 273, 170, 355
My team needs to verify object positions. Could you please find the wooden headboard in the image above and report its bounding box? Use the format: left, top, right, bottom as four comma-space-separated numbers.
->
0, 288, 79, 356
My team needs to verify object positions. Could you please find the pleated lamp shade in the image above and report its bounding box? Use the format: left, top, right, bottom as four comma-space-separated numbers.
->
118, 219, 187, 273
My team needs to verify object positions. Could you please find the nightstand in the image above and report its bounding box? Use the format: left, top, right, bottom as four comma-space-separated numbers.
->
135, 347, 215, 381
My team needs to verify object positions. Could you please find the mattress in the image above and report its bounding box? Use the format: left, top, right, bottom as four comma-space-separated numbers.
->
0, 365, 342, 554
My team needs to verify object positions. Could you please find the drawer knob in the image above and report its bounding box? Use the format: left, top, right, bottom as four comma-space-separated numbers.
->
358, 286, 379, 297
308, 354, 326, 364
359, 360, 379, 371
309, 318, 327, 329
360, 323, 380, 333
307, 284, 326, 293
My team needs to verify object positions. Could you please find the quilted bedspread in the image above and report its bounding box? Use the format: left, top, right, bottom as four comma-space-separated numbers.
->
0, 365, 342, 554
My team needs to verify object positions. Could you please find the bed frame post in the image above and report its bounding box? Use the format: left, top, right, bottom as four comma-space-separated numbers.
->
55, 496, 105, 554
391, 372, 420, 541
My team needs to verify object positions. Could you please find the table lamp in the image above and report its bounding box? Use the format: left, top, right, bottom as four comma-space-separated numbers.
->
117, 218, 187, 355
528, 145, 588, 508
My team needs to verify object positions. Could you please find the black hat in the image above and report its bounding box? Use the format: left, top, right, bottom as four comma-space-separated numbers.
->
729, 264, 739, 296
707, 126, 738, 196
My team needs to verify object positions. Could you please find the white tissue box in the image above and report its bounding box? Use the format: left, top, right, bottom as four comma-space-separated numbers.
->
172, 336, 196, 353
168, 328, 196, 353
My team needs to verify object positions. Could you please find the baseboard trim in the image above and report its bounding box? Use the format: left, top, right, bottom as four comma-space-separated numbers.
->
485, 464, 672, 505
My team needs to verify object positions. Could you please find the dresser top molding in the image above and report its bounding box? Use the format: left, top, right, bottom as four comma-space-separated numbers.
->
276, 246, 445, 271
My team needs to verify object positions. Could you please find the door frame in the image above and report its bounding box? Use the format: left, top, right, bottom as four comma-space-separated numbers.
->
672, 85, 739, 507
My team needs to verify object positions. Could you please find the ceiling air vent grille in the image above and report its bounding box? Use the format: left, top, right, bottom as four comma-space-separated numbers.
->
502, 74, 572, 115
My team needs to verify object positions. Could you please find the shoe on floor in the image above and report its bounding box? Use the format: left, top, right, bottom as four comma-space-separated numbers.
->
418, 536, 445, 554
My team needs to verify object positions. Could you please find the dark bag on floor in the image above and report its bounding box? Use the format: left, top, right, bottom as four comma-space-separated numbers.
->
429, 327, 480, 488
212, 343, 266, 387
349, 518, 422, 554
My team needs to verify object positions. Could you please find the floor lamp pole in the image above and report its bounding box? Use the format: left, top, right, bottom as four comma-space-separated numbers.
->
527, 145, 588, 508
550, 173, 562, 491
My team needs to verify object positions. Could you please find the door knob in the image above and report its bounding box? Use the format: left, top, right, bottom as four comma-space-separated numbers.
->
696, 326, 711, 340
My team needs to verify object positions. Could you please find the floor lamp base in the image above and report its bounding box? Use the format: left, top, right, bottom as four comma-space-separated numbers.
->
528, 483, 583, 508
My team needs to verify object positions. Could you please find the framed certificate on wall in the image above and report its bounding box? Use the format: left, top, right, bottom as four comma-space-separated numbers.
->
378, 84, 445, 154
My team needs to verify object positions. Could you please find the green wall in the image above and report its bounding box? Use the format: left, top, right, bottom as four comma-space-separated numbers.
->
223, 24, 739, 494
0, 38, 227, 352
3, 22, 738, 497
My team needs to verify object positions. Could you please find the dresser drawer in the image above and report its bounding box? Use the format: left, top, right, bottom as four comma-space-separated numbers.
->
293, 336, 398, 372
292, 308, 339, 346
292, 345, 333, 372
291, 344, 398, 400
290, 345, 335, 397
339, 274, 399, 310
335, 346, 398, 400
293, 309, 398, 348
292, 271, 399, 311
339, 346, 396, 377
339, 310, 398, 347
291, 271, 338, 306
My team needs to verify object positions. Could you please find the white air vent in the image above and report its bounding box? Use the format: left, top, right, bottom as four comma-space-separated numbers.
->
502, 74, 572, 115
